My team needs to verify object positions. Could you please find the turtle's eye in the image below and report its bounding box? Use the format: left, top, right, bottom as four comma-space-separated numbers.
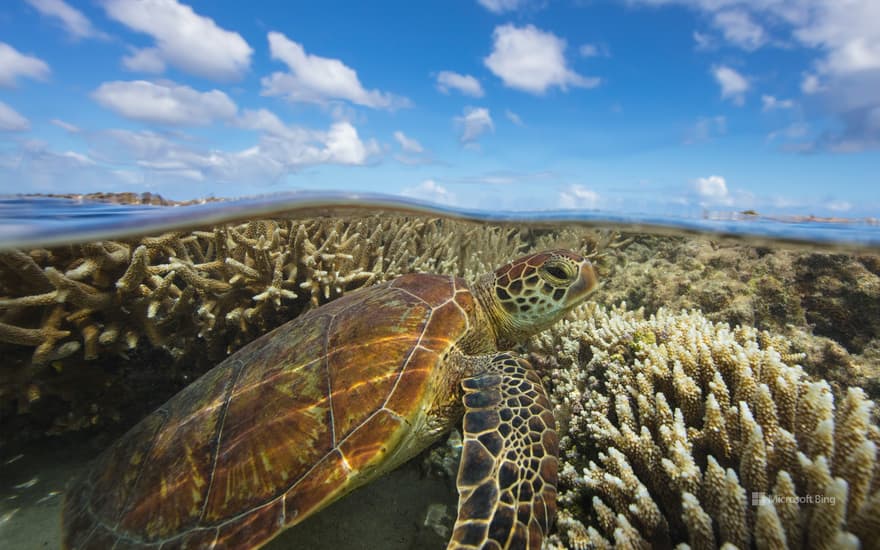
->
539, 259, 575, 285
545, 265, 567, 279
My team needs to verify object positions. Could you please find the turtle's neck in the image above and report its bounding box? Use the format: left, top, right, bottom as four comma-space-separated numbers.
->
471, 272, 521, 350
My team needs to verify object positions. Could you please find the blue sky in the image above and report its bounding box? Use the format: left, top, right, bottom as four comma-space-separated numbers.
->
0, 0, 878, 216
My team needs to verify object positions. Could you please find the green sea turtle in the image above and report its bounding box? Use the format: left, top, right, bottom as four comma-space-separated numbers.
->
62, 249, 598, 549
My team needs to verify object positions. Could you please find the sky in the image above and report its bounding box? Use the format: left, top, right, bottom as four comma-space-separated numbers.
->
0, 0, 878, 217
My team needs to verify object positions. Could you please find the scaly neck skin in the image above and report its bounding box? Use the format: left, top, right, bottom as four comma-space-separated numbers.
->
470, 272, 520, 350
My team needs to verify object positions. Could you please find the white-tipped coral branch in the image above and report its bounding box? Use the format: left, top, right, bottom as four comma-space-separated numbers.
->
533, 304, 879, 549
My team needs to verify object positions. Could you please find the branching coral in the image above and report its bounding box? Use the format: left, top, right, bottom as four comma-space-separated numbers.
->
530, 304, 880, 549
594, 235, 880, 398
1, 214, 614, 439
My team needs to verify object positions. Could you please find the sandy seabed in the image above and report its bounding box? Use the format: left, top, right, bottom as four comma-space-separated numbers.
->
0, 442, 456, 550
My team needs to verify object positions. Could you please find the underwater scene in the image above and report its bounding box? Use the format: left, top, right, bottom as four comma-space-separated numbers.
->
1, 193, 879, 550
3, 1, 880, 548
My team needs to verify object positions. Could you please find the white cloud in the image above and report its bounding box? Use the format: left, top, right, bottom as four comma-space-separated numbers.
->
24, 0, 107, 40
449, 170, 555, 186
79, 113, 379, 189
400, 179, 456, 205
477, 0, 529, 14
393, 155, 434, 166
795, 1, 880, 75
693, 31, 714, 50
579, 44, 598, 57
505, 109, 524, 126
685, 115, 726, 144
235, 113, 380, 166
801, 73, 822, 94
393, 131, 423, 153
712, 65, 749, 104
456, 107, 494, 143
60, 151, 95, 166
768, 122, 810, 141
435, 71, 484, 97
90, 129, 173, 163
0, 101, 30, 131
631, 0, 880, 75
262, 31, 406, 109
579, 43, 610, 57
761, 95, 795, 111
122, 47, 165, 73
794, 0, 880, 150
323, 122, 378, 165
50, 118, 80, 132
693, 175, 730, 203
103, 0, 252, 80
558, 184, 600, 210
827, 200, 852, 212
0, 43, 50, 87
236, 109, 307, 140
468, 175, 513, 185
0, 140, 139, 194
629, 0, 880, 151
92, 80, 237, 126
712, 10, 766, 51
484, 24, 600, 94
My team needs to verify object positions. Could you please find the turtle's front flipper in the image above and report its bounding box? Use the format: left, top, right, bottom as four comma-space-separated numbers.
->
448, 353, 558, 550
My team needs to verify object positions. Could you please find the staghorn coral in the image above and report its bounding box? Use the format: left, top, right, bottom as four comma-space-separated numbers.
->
1, 214, 616, 441
530, 304, 880, 549
0, 217, 531, 367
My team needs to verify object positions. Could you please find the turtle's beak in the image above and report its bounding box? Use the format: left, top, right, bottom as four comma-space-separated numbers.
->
566, 259, 599, 305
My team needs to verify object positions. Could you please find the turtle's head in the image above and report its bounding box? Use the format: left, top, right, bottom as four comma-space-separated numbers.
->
478, 249, 598, 347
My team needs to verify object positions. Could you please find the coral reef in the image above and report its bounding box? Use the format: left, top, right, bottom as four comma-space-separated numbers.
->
0, 215, 616, 441
3, 196, 879, 550
0, 217, 526, 365
595, 236, 880, 398
529, 304, 880, 549
796, 252, 880, 354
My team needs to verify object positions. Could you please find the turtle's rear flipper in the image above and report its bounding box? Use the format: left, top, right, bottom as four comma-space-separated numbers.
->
448, 353, 558, 550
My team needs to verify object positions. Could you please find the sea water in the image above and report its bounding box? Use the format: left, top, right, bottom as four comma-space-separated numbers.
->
2, 192, 879, 251
1, 192, 878, 550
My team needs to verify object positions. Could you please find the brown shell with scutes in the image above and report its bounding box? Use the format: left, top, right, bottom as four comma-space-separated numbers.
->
63, 273, 477, 549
